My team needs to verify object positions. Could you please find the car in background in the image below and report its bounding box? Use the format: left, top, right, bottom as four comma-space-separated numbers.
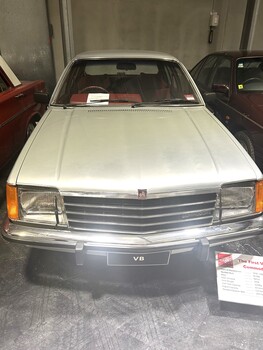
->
190, 51, 263, 168
0, 55, 46, 169
2, 50, 263, 266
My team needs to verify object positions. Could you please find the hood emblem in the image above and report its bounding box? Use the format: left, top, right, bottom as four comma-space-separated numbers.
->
138, 189, 147, 199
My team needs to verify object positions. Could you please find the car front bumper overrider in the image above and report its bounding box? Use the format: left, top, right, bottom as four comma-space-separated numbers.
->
2, 215, 263, 265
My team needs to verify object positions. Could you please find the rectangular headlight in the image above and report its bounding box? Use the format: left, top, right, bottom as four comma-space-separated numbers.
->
18, 188, 67, 226
214, 182, 256, 221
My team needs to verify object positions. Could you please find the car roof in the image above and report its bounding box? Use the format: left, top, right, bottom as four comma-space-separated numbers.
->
209, 50, 263, 59
74, 50, 179, 62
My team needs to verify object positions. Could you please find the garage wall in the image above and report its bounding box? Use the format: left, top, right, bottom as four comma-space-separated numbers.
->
2, 0, 259, 87
213, 0, 247, 51
0, 0, 55, 90
69, 0, 247, 70
71, 0, 213, 69
47, 0, 64, 82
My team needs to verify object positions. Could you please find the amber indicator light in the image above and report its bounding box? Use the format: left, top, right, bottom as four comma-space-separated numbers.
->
256, 180, 263, 213
6, 184, 19, 220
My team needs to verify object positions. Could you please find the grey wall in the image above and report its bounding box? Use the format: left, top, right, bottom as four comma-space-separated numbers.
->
252, 1, 263, 49
1, 0, 262, 86
0, 0, 55, 90
213, 0, 247, 51
69, 0, 248, 69
71, 0, 213, 68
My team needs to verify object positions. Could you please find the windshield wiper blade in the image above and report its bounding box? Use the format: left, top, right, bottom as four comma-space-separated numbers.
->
62, 99, 141, 108
88, 98, 141, 104
132, 98, 199, 108
62, 104, 95, 108
157, 98, 199, 104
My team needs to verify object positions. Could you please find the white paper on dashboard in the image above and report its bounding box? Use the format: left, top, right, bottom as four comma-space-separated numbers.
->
87, 93, 110, 105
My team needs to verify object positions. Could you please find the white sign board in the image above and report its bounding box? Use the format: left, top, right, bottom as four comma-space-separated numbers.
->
0, 55, 21, 87
216, 252, 263, 306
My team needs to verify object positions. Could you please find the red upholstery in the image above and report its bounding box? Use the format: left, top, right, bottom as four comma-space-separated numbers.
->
70, 94, 88, 103
110, 93, 142, 103
70, 93, 142, 104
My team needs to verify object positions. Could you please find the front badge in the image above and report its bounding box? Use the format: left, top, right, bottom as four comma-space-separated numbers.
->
138, 189, 147, 200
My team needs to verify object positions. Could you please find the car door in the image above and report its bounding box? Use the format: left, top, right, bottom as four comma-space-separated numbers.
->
0, 69, 27, 168
191, 55, 219, 112
208, 56, 234, 123
192, 55, 235, 124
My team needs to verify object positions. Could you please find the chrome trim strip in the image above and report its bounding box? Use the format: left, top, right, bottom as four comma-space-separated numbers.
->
242, 113, 263, 131
3, 215, 263, 254
61, 188, 219, 199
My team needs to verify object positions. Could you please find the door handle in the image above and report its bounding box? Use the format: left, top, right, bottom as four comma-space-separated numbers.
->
15, 93, 25, 98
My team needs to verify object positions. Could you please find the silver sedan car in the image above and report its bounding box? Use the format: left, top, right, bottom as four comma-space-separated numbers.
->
2, 50, 263, 266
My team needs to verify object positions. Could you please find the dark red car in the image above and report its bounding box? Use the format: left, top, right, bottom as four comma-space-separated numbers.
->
191, 51, 263, 168
0, 55, 46, 169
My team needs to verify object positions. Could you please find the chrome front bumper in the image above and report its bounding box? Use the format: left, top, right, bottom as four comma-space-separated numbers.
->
2, 215, 263, 264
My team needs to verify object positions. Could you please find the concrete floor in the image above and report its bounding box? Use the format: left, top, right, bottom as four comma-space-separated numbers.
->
1, 165, 263, 350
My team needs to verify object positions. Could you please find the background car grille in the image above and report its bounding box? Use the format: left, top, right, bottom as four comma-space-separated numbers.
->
63, 193, 217, 234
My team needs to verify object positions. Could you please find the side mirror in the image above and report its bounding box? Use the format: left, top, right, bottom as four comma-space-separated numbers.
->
34, 91, 50, 104
212, 83, 229, 96
203, 91, 216, 103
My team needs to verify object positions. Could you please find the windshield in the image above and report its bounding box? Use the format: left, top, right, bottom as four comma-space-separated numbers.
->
236, 57, 263, 92
52, 58, 201, 106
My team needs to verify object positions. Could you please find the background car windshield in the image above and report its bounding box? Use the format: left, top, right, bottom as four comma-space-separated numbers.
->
236, 57, 263, 92
53, 59, 200, 105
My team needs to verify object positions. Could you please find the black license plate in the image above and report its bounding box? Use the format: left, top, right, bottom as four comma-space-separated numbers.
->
107, 251, 170, 266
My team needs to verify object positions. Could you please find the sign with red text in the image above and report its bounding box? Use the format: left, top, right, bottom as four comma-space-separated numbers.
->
216, 252, 263, 306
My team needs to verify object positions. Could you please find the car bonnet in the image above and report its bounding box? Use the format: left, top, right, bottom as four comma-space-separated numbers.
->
10, 106, 261, 194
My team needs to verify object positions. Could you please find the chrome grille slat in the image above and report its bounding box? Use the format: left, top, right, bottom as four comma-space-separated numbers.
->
68, 221, 211, 234
65, 207, 214, 219
67, 214, 212, 226
63, 193, 217, 234
64, 199, 216, 211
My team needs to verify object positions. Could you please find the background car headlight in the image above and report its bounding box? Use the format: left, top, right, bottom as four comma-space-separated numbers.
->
214, 182, 256, 221
18, 188, 67, 226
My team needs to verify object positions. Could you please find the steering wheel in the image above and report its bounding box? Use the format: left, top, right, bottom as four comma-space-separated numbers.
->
243, 77, 263, 85
80, 85, 109, 93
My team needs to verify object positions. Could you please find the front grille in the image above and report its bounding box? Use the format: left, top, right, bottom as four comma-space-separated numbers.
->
63, 193, 217, 234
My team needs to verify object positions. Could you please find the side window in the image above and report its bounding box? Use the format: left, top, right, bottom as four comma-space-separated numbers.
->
194, 55, 218, 89
211, 57, 231, 88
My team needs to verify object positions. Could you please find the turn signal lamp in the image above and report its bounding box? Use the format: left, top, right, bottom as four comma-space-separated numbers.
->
6, 184, 19, 220
256, 180, 263, 213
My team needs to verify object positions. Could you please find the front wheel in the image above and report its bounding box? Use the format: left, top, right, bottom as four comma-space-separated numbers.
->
235, 131, 255, 161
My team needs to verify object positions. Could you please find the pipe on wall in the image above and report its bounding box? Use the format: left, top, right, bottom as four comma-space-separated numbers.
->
240, 0, 260, 50
59, 0, 75, 66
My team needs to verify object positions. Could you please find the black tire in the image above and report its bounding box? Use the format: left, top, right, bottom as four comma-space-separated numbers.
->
235, 131, 255, 161
26, 118, 39, 139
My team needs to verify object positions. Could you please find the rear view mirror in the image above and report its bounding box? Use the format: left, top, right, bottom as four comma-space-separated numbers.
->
116, 62, 136, 71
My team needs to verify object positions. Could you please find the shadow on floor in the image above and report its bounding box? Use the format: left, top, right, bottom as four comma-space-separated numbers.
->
25, 248, 209, 298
